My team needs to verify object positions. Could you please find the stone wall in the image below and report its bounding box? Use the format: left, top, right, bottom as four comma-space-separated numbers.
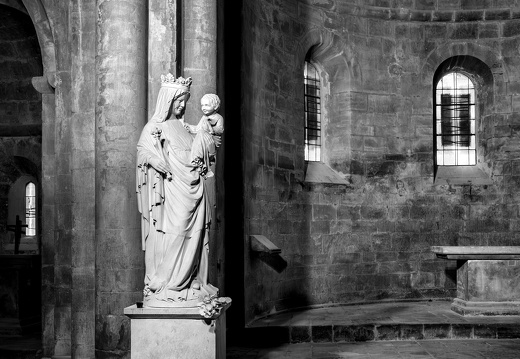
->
0, 5, 42, 253
242, 0, 520, 323
0, 6, 41, 128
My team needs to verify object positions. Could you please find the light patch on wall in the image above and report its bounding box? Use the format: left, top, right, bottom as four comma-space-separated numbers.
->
150, 13, 167, 40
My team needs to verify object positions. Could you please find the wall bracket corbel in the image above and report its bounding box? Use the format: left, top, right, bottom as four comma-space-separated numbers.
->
250, 235, 281, 255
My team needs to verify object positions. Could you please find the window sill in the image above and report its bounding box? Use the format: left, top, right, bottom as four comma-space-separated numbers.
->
304, 161, 350, 185
434, 166, 493, 186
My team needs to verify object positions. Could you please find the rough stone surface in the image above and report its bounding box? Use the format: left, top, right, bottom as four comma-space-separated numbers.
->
0, 5, 42, 255
242, 0, 520, 325
449, 259, 520, 315
7, 0, 520, 356
95, 1, 147, 357
238, 301, 520, 346
458, 260, 520, 302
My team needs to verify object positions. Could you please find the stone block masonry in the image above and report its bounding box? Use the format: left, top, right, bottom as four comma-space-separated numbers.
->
242, 0, 520, 324
0, 7, 42, 255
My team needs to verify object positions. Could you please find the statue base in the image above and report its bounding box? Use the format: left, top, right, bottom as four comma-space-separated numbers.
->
142, 282, 219, 307
124, 302, 230, 359
143, 296, 200, 308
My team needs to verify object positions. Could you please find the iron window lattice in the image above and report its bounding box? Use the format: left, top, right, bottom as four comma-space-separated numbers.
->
435, 73, 476, 166
25, 182, 36, 236
304, 61, 321, 162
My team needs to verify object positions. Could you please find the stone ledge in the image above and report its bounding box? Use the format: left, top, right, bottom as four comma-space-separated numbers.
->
434, 166, 493, 186
124, 303, 231, 320
431, 246, 520, 260
452, 298, 520, 316
304, 161, 350, 185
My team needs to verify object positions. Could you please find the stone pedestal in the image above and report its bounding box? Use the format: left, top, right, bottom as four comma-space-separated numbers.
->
124, 304, 229, 359
432, 246, 520, 316
452, 259, 520, 316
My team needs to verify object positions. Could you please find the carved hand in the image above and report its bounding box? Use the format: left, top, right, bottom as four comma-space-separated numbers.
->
149, 157, 171, 174
213, 135, 222, 148
183, 123, 196, 133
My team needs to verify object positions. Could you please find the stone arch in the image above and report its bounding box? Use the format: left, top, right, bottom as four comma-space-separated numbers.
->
20, 0, 56, 87
433, 55, 495, 117
296, 28, 334, 65
0, 0, 55, 89
0, 0, 56, 87
425, 44, 501, 180
422, 42, 504, 89
0, 1, 56, 356
297, 29, 353, 170
0, 0, 26, 13
296, 29, 352, 92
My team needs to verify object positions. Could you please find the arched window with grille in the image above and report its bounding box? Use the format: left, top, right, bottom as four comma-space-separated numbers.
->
435, 72, 476, 166
25, 182, 36, 236
304, 60, 321, 162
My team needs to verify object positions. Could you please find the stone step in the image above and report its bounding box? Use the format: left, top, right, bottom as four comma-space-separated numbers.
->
0, 319, 23, 337
0, 332, 42, 359
233, 321, 520, 347
0, 348, 42, 359
230, 300, 520, 347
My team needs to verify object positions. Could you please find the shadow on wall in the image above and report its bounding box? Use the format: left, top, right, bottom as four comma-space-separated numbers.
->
250, 235, 287, 273
253, 253, 287, 274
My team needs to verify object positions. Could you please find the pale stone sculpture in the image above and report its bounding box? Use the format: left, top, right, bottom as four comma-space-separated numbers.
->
184, 94, 224, 179
136, 74, 220, 307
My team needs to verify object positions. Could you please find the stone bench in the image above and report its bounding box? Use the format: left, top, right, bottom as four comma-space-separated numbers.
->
431, 246, 520, 316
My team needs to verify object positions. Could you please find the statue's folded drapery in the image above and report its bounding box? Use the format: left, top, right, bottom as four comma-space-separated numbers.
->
136, 83, 215, 306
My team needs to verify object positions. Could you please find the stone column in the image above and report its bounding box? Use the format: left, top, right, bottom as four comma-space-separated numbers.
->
183, 0, 224, 291
148, 0, 181, 117
95, 0, 147, 356
22, 1, 59, 356
70, 0, 96, 357
37, 84, 56, 358
183, 0, 217, 125
53, 4, 73, 356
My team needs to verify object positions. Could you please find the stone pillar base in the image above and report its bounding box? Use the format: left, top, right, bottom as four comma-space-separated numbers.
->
452, 298, 520, 316
124, 304, 229, 359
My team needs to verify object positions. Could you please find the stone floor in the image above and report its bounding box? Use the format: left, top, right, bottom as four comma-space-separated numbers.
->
2, 300, 520, 358
236, 300, 520, 344
227, 339, 520, 358
0, 332, 42, 359
227, 300, 520, 358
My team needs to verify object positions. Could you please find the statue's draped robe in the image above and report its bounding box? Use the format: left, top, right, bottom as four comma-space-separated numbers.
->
136, 86, 212, 303
190, 114, 224, 178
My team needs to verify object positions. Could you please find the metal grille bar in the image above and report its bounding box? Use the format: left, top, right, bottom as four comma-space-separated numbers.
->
304, 61, 321, 162
435, 73, 476, 166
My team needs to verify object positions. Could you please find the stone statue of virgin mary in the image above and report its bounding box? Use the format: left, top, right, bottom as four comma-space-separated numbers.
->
136, 74, 218, 307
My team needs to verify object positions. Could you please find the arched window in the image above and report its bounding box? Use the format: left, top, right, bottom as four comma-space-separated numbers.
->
435, 72, 476, 166
304, 60, 321, 162
25, 182, 36, 236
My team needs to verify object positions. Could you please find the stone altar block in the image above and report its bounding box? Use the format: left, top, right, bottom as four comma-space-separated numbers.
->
432, 246, 520, 316
124, 304, 230, 359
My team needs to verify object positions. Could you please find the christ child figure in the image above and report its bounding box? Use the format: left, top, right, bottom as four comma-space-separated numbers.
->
184, 93, 224, 178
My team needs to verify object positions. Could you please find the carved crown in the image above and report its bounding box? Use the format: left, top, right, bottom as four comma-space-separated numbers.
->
160, 74, 192, 90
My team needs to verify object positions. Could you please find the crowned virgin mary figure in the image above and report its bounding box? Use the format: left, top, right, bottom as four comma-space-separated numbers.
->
136, 74, 218, 307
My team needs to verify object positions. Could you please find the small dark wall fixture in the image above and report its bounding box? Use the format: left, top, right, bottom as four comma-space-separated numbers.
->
250, 235, 287, 273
